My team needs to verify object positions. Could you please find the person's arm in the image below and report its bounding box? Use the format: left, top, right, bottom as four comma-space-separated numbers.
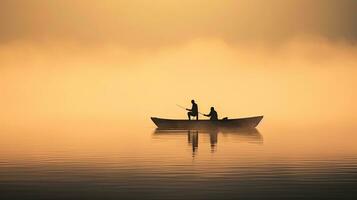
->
205, 111, 212, 117
186, 104, 193, 111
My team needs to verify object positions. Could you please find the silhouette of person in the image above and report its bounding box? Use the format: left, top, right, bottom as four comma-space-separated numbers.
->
204, 107, 218, 120
186, 100, 198, 120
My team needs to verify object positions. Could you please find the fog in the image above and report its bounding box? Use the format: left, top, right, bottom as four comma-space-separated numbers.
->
0, 0, 356, 131
0, 37, 356, 131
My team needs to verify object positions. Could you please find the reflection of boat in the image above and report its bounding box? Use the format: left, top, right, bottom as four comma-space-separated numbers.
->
151, 116, 263, 129
153, 128, 263, 155
154, 128, 263, 143
154, 127, 260, 134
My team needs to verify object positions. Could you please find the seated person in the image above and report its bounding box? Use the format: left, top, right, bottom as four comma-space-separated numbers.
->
186, 100, 198, 120
204, 107, 218, 120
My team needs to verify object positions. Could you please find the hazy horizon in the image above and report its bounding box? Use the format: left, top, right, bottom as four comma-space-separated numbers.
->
1, 36, 356, 128
1, 1, 357, 199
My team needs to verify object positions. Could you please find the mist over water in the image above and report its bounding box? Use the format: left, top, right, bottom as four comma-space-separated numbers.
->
1, 38, 357, 199
1, 38, 356, 124
1, 1, 357, 198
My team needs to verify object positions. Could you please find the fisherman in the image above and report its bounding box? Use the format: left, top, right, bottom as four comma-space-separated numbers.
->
186, 100, 199, 120
204, 107, 218, 120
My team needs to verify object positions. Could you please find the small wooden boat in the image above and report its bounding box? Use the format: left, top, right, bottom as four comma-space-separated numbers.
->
151, 116, 263, 130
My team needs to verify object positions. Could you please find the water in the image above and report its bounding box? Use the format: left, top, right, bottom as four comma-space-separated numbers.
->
1, 120, 357, 200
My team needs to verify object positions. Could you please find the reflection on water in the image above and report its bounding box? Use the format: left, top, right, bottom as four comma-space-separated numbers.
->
1, 123, 357, 200
153, 128, 263, 156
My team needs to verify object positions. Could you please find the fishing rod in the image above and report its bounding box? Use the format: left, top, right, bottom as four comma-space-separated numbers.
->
176, 104, 205, 116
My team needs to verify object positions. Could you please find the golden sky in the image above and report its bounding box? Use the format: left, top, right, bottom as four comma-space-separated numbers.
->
1, 0, 357, 47
0, 0, 356, 129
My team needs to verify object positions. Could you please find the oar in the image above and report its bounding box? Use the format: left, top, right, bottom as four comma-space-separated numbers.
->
176, 104, 205, 116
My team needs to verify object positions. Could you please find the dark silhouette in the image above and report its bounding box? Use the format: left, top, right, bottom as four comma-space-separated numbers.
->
151, 115, 263, 129
209, 129, 218, 152
187, 130, 199, 156
204, 107, 218, 120
153, 128, 263, 155
186, 100, 198, 120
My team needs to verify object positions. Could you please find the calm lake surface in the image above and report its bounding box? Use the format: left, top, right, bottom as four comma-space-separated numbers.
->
1, 119, 356, 200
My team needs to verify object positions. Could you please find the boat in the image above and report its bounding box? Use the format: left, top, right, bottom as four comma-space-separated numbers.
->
151, 116, 263, 130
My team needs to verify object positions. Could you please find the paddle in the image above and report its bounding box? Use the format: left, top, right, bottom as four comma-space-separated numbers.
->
176, 104, 205, 116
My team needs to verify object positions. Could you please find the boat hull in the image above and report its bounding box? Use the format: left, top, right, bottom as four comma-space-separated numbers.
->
151, 116, 263, 130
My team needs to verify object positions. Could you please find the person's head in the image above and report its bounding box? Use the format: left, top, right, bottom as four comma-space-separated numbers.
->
191, 100, 195, 104
211, 107, 215, 111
